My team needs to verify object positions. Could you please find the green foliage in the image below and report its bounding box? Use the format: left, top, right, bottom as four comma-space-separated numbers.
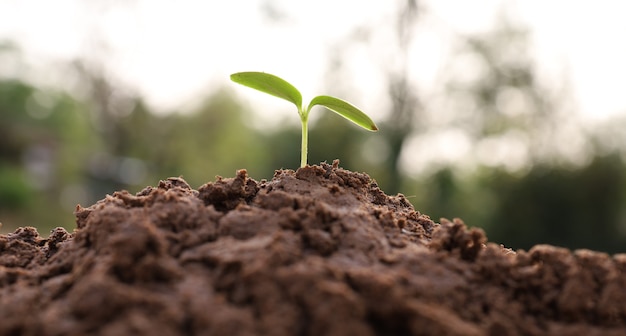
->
161, 89, 271, 185
230, 71, 378, 167
485, 155, 626, 253
0, 78, 93, 233
408, 155, 626, 254
0, 165, 32, 208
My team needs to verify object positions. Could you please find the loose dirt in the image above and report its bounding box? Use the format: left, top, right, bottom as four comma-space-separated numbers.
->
1, 161, 625, 335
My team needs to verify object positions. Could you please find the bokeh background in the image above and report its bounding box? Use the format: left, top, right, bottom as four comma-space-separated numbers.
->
1, 0, 625, 253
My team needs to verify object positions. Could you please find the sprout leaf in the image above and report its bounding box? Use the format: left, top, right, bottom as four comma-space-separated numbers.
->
230, 72, 302, 109
309, 95, 378, 131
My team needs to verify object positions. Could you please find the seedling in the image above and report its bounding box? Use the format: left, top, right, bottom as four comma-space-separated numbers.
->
230, 72, 378, 167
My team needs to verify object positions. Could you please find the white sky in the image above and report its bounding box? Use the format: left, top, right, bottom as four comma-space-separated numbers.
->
1, 0, 625, 122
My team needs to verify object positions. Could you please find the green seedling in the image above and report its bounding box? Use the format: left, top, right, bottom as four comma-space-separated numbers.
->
230, 71, 378, 167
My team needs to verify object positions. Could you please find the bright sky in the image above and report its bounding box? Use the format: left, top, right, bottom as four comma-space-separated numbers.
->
1, 0, 625, 121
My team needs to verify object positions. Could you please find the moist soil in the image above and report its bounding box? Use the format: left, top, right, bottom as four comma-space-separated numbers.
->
1, 161, 625, 336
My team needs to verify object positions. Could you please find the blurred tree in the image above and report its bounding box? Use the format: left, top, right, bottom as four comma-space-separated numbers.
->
0, 79, 35, 212
0, 44, 275, 233
288, 2, 626, 253
0, 60, 95, 233
261, 121, 301, 172
307, 111, 366, 170
409, 8, 626, 253
441, 10, 575, 166
159, 88, 272, 186
72, 60, 276, 190
487, 154, 626, 253
322, 0, 421, 194
71, 61, 150, 200
380, 0, 420, 194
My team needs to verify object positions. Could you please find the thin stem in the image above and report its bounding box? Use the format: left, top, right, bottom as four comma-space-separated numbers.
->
300, 111, 308, 168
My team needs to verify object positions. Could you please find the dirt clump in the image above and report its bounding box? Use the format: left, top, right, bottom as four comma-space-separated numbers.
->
1, 161, 625, 335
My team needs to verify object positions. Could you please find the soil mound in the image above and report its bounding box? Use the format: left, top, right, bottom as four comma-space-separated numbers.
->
1, 161, 625, 335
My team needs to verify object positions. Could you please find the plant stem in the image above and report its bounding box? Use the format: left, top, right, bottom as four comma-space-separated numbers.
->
300, 112, 308, 167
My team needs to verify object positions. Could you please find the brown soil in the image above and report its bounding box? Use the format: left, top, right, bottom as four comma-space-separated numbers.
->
1, 161, 625, 335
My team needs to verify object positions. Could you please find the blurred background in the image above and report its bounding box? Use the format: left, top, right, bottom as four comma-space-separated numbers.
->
1, 0, 625, 253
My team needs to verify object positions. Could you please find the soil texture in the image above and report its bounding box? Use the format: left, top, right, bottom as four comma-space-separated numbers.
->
1, 161, 626, 335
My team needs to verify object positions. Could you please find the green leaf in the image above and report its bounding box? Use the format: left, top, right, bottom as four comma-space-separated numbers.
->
230, 72, 302, 109
308, 95, 378, 131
